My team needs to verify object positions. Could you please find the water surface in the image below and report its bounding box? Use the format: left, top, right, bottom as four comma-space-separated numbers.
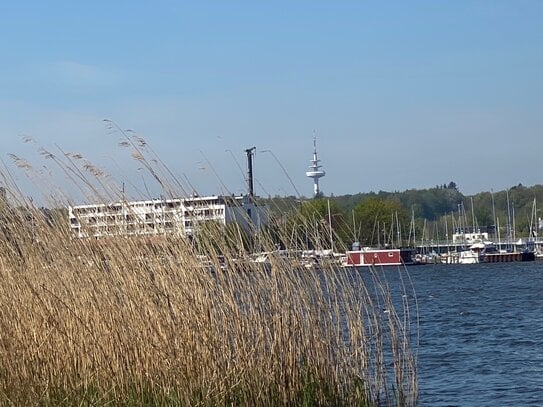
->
404, 262, 543, 406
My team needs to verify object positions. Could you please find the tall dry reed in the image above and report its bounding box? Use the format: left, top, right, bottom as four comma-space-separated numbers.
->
0, 134, 417, 406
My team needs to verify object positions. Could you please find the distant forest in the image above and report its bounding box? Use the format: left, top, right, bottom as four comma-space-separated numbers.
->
261, 183, 543, 248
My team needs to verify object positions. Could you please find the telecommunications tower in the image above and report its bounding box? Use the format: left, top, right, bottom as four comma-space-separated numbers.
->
305, 136, 326, 197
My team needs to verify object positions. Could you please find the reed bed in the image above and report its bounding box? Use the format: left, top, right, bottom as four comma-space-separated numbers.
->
0, 204, 417, 405
0, 135, 417, 406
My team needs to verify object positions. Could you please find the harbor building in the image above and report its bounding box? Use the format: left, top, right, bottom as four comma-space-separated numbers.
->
68, 195, 267, 239
69, 145, 268, 239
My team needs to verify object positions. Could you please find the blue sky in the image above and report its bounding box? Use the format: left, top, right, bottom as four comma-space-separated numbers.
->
1, 1, 542, 203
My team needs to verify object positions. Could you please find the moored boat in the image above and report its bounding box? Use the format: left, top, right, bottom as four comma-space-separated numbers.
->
455, 240, 536, 264
457, 241, 491, 264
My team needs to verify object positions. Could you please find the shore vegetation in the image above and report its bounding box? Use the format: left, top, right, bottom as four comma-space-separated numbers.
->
0, 130, 417, 406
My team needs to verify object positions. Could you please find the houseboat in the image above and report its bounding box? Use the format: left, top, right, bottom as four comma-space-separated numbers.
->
344, 246, 416, 267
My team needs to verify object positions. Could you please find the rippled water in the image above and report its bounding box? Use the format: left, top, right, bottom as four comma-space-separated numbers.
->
401, 261, 543, 406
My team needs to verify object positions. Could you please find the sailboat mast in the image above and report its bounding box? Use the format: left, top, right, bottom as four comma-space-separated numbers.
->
444, 214, 449, 249
352, 209, 357, 242
491, 190, 497, 240
410, 207, 416, 247
511, 203, 517, 242
506, 190, 512, 244
396, 211, 401, 247
470, 196, 476, 233
497, 217, 502, 248
413, 214, 416, 247
529, 197, 536, 240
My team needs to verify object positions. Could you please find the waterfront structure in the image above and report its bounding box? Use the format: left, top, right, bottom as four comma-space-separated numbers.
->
68, 194, 267, 238
305, 136, 325, 197
452, 231, 490, 244
344, 247, 416, 267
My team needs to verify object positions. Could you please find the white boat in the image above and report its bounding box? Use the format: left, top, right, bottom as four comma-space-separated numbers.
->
458, 241, 495, 264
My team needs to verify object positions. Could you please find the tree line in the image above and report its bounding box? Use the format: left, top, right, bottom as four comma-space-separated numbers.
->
261, 183, 543, 250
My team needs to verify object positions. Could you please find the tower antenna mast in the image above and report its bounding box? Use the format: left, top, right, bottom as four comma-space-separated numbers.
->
305, 134, 326, 197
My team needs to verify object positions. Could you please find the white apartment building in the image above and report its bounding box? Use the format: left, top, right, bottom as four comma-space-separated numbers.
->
68, 195, 267, 238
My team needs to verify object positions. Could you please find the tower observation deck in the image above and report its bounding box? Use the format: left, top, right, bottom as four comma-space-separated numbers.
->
305, 136, 325, 197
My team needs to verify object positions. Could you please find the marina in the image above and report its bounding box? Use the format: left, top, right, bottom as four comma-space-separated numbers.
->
414, 236, 541, 265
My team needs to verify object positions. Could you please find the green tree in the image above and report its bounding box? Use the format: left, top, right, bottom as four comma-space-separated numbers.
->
353, 197, 410, 247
